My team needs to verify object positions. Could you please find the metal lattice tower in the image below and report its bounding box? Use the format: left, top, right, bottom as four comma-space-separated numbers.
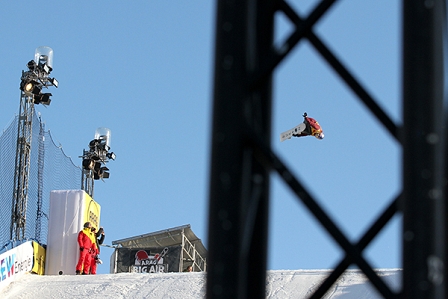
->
81, 149, 95, 198
10, 91, 35, 240
207, 1, 447, 298
10, 47, 58, 241
81, 128, 116, 198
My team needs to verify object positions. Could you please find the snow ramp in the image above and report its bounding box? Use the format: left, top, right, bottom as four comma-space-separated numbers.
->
1, 269, 400, 299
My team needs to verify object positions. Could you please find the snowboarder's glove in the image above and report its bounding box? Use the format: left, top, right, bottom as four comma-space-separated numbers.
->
80, 247, 84, 251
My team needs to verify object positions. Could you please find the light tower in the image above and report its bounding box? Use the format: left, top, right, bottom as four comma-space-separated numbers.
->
10, 46, 58, 240
81, 127, 116, 198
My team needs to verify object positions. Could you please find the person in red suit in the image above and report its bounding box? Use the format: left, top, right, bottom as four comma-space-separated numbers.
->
280, 112, 324, 142
293, 112, 324, 139
89, 227, 105, 274
76, 222, 93, 275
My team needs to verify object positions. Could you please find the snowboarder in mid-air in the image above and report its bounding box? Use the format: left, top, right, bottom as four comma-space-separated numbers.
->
280, 112, 324, 142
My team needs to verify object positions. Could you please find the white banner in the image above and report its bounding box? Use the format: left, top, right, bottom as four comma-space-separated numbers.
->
46, 190, 101, 275
0, 241, 33, 291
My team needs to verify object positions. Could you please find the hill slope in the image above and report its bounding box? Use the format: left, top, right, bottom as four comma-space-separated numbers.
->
1, 269, 400, 299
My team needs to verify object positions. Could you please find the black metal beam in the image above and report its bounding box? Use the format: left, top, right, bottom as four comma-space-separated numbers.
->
206, 0, 274, 298
309, 196, 399, 299
247, 131, 397, 298
250, 0, 338, 87
402, 0, 446, 298
276, 0, 399, 141
208, 0, 447, 298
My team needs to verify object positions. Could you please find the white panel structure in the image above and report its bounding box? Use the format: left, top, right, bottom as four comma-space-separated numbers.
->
45, 190, 100, 275
0, 241, 34, 291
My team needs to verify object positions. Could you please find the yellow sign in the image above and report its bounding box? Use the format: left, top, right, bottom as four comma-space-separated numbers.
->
31, 241, 46, 275
83, 193, 101, 230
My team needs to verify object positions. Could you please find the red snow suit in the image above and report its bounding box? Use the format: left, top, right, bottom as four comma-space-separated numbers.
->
303, 116, 324, 139
89, 242, 99, 274
76, 227, 93, 274
90, 228, 105, 274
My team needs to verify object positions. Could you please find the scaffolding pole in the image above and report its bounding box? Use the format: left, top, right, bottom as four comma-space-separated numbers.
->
206, 1, 274, 298
402, 0, 446, 298
10, 92, 34, 240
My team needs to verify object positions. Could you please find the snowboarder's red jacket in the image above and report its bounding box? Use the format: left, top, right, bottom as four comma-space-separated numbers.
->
305, 117, 323, 136
78, 227, 93, 251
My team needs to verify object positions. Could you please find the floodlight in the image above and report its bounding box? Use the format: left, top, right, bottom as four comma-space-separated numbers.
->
101, 168, 110, 179
89, 139, 99, 149
20, 80, 40, 95
33, 93, 52, 105
81, 127, 116, 196
93, 163, 109, 180
94, 161, 102, 170
49, 77, 58, 88
27, 60, 36, 71
43, 63, 51, 74
24, 82, 35, 92
82, 158, 95, 170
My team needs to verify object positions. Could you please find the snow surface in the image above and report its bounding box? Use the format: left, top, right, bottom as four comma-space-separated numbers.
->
1, 269, 400, 299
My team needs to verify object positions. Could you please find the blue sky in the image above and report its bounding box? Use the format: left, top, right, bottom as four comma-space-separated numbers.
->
0, 1, 401, 274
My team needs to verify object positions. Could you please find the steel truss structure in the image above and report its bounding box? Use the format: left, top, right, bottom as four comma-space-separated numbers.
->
112, 224, 207, 272
207, 1, 447, 298
11, 90, 35, 240
11, 47, 58, 242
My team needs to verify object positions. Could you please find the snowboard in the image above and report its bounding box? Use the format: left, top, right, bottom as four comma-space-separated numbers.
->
280, 123, 306, 142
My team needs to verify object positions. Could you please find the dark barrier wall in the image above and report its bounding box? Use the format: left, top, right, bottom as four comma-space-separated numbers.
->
116, 246, 181, 273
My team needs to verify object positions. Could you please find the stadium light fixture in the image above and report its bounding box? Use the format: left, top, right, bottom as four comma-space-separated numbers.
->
20, 79, 40, 95
106, 152, 116, 160
19, 46, 58, 106
11, 46, 58, 241
33, 93, 52, 105
81, 128, 116, 197
26, 60, 37, 71
48, 77, 58, 88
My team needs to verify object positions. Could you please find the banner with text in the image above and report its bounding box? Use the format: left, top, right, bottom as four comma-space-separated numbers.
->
0, 241, 33, 291
115, 246, 181, 273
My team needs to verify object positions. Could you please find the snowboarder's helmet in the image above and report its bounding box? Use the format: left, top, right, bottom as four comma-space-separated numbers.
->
315, 132, 324, 140
83, 222, 91, 228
